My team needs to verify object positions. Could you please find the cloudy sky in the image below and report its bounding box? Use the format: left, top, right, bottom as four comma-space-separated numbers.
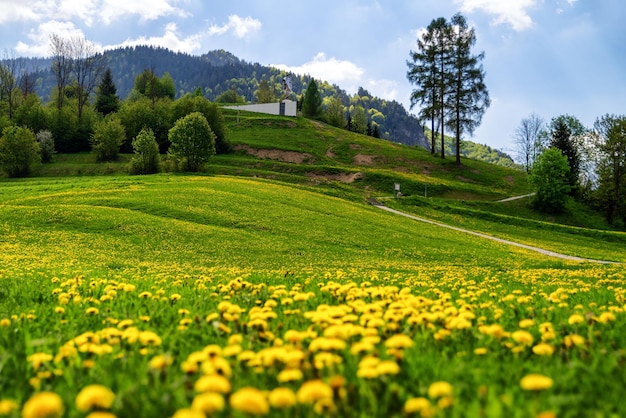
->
0, 0, 624, 153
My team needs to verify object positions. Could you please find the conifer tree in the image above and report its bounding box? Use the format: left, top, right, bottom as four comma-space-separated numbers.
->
95, 68, 120, 116
302, 79, 322, 118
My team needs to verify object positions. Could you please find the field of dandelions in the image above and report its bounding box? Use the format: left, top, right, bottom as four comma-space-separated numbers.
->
1, 175, 625, 418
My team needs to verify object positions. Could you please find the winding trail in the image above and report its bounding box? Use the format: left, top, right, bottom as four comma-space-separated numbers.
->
368, 199, 619, 265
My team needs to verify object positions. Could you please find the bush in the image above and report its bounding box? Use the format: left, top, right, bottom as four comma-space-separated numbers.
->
91, 115, 125, 162
0, 126, 41, 177
129, 128, 160, 174
37, 130, 55, 163
168, 112, 215, 172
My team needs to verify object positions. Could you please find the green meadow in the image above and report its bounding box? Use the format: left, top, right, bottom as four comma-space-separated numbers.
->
1, 112, 625, 418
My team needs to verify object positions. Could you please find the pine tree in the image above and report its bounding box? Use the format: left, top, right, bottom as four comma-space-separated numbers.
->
95, 68, 120, 116
550, 117, 579, 192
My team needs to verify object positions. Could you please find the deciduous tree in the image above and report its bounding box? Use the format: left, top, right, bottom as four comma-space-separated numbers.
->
531, 148, 571, 213
514, 113, 544, 173
90, 115, 125, 162
0, 126, 40, 177
130, 128, 160, 175
168, 112, 216, 172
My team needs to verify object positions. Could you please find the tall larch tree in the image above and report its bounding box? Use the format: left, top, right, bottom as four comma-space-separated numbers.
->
407, 17, 450, 156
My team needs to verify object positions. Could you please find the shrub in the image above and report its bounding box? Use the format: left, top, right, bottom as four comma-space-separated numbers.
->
0, 125, 41, 177
129, 128, 160, 174
91, 115, 125, 162
36, 130, 55, 163
168, 112, 216, 172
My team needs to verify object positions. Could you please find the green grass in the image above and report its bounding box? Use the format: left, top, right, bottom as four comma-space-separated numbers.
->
1, 113, 625, 418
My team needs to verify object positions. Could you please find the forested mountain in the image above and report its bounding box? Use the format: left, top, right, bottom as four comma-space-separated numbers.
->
20, 46, 430, 148
8, 46, 517, 163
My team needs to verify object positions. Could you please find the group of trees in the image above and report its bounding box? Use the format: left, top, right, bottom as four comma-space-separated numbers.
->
0, 35, 229, 177
514, 112, 626, 226
407, 13, 490, 164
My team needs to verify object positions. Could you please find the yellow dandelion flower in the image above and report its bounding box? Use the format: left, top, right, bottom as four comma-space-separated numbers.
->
474, 347, 488, 355
428, 381, 453, 398
268, 387, 297, 409
520, 374, 553, 391
171, 408, 204, 418
138, 331, 162, 346
149, 354, 173, 371
518, 319, 535, 328
536, 411, 557, 418
75, 385, 115, 412
222, 344, 242, 357
511, 330, 534, 345
277, 368, 304, 383
22, 392, 64, 418
27, 352, 53, 371
85, 412, 117, 418
0, 399, 19, 415
313, 397, 336, 415
357, 367, 380, 379
568, 314, 584, 325
194, 374, 231, 394
596, 312, 616, 323
384, 334, 414, 349
404, 397, 431, 414
376, 360, 400, 375
230, 387, 269, 415
296, 380, 333, 404
228, 334, 243, 345
563, 334, 585, 348
191, 392, 225, 414
438, 396, 454, 409
532, 343, 555, 356
0, 318, 10, 327
85, 307, 99, 315
170, 294, 182, 302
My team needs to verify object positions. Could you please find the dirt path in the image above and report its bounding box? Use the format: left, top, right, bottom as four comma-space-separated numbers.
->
496, 193, 535, 203
368, 199, 618, 264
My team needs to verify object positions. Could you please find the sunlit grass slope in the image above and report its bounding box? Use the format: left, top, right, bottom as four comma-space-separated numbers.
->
0, 175, 539, 277
1, 174, 625, 418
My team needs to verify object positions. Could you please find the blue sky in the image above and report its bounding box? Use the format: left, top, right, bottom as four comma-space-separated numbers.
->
0, 0, 624, 154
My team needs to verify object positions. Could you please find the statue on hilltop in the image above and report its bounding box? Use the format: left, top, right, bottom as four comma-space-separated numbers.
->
282, 74, 294, 101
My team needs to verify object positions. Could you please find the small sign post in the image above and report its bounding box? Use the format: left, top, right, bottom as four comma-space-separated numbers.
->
394, 183, 401, 198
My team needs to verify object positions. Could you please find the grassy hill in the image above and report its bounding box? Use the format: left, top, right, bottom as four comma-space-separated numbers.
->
2, 112, 626, 417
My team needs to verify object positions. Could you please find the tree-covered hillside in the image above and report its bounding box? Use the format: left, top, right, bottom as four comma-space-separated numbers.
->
18, 46, 428, 149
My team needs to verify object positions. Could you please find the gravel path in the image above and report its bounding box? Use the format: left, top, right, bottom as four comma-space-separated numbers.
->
369, 199, 619, 265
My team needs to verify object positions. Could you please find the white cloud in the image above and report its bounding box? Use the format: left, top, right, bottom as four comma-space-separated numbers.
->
14, 20, 91, 57
0, 0, 185, 26
365, 79, 400, 102
0, 1, 44, 23
271, 52, 401, 102
454, 0, 537, 31
207, 15, 262, 40
272, 52, 364, 85
110, 22, 202, 54
99, 0, 187, 25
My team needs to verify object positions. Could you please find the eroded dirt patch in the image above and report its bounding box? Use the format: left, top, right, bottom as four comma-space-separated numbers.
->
307, 172, 364, 183
353, 154, 376, 166
235, 145, 314, 164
